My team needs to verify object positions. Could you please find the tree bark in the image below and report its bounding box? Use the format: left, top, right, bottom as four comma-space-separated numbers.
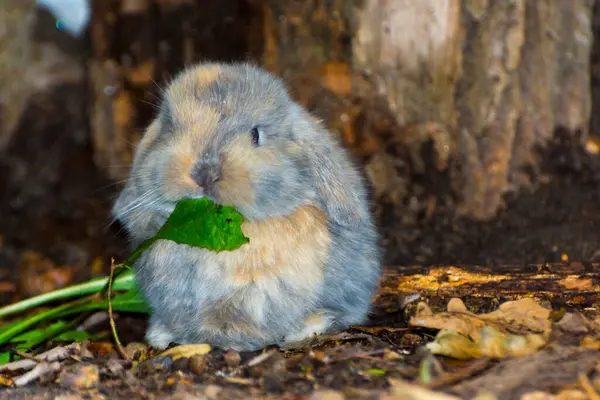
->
85, 0, 595, 219
262, 0, 594, 220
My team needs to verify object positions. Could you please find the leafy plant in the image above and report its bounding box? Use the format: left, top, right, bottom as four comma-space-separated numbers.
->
0, 197, 249, 363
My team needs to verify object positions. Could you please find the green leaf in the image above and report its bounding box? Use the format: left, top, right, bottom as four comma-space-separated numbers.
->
10, 321, 68, 343
127, 197, 249, 265
0, 295, 95, 347
365, 368, 387, 376
61, 288, 151, 316
54, 329, 103, 342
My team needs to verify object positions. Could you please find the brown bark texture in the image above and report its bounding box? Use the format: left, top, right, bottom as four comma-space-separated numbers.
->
261, 0, 595, 221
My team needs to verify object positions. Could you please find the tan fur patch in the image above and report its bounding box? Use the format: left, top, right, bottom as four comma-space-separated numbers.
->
286, 142, 302, 154
193, 64, 222, 87
163, 150, 197, 196
210, 205, 330, 287
216, 134, 279, 210
284, 310, 334, 343
200, 301, 268, 338
159, 105, 220, 197
136, 118, 162, 156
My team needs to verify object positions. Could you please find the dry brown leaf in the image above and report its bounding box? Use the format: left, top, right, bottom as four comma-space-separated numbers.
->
0, 375, 13, 387
520, 392, 557, 400
158, 344, 211, 361
556, 389, 589, 400
350, 325, 410, 335
311, 390, 345, 400
559, 276, 593, 290
410, 298, 551, 360
383, 378, 462, 400
556, 312, 598, 335
581, 335, 600, 350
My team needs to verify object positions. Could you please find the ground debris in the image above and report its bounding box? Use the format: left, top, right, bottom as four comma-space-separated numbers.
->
409, 298, 552, 359
2, 263, 600, 398
448, 346, 600, 400
0, 342, 85, 373
56, 364, 99, 390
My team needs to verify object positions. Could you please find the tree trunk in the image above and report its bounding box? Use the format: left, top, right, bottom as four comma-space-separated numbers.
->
84, 0, 595, 263
262, 0, 594, 221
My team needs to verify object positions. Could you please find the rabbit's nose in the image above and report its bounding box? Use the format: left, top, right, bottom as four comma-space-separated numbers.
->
190, 163, 221, 189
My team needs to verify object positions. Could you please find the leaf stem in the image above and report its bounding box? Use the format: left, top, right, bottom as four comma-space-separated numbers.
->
0, 295, 97, 345
0, 269, 136, 320
108, 259, 129, 360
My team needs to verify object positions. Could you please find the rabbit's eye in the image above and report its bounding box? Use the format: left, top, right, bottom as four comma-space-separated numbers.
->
251, 127, 260, 146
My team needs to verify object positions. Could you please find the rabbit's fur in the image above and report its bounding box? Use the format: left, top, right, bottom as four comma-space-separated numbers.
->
112, 62, 382, 351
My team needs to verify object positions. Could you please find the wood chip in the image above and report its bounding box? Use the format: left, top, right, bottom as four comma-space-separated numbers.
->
13, 361, 62, 387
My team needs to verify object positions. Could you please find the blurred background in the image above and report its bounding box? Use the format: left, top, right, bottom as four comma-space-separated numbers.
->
1, 0, 600, 306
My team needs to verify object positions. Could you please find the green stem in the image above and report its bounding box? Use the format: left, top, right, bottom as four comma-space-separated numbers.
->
0, 295, 97, 345
19, 315, 85, 351
0, 270, 136, 320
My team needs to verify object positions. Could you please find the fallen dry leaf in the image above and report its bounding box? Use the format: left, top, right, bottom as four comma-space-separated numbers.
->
0, 375, 13, 387
158, 344, 211, 361
410, 298, 551, 360
581, 335, 600, 350
350, 325, 410, 335
311, 389, 345, 400
558, 276, 593, 290
556, 312, 599, 335
383, 378, 462, 400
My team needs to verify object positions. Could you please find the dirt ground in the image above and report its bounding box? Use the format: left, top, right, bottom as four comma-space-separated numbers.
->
1, 89, 600, 398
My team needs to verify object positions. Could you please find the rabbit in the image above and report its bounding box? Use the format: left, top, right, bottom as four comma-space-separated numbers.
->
111, 61, 382, 351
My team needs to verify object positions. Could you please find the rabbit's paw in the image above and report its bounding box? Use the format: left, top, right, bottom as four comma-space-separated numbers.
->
145, 320, 176, 350
283, 311, 334, 345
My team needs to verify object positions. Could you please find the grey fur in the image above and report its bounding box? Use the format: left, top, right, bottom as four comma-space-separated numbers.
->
112, 62, 382, 351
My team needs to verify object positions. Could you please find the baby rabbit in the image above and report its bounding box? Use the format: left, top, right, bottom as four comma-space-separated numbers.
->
112, 62, 382, 351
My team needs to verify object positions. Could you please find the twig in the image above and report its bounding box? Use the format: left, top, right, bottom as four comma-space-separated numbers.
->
108, 258, 129, 361
13, 361, 62, 387
579, 372, 600, 400
227, 348, 278, 377
426, 357, 492, 389
13, 351, 43, 363
0, 343, 79, 372
331, 348, 388, 362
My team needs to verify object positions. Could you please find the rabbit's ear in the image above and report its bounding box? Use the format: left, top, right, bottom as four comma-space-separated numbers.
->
290, 107, 370, 226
